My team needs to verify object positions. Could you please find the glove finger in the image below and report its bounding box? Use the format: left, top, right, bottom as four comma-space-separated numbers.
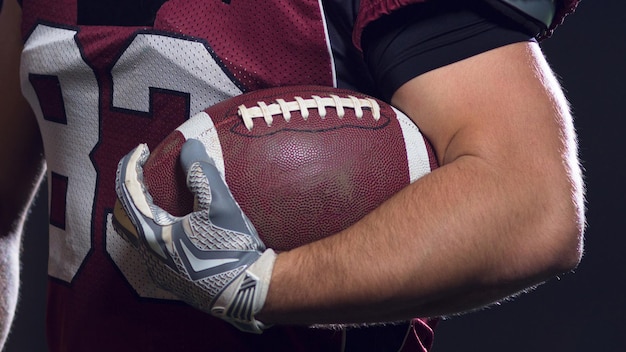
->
180, 139, 214, 212
180, 139, 259, 238
116, 144, 153, 221
116, 144, 175, 260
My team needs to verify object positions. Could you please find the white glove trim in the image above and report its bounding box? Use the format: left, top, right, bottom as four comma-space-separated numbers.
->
212, 248, 277, 333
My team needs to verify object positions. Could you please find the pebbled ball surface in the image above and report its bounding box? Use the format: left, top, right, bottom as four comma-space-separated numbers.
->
141, 86, 437, 251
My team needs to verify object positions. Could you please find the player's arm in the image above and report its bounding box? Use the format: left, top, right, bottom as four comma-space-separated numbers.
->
0, 0, 46, 345
258, 39, 584, 324
116, 2, 584, 330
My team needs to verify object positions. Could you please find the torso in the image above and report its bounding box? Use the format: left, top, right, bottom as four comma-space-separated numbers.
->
19, 0, 431, 350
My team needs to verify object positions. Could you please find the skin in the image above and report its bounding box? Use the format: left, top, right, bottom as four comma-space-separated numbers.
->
0, 0, 584, 345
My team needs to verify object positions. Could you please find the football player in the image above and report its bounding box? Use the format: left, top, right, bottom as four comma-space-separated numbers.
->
0, 0, 584, 350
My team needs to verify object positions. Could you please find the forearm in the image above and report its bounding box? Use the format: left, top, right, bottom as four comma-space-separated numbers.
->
0, 160, 44, 346
0, 229, 21, 346
0, 162, 44, 346
259, 152, 580, 324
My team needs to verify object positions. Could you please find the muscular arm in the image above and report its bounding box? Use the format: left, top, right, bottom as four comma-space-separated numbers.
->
0, 0, 46, 345
258, 41, 584, 324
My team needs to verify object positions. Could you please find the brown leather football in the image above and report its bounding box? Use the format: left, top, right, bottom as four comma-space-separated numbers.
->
116, 86, 438, 251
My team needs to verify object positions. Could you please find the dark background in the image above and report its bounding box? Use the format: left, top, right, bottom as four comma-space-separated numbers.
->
5, 1, 625, 351
435, 1, 626, 350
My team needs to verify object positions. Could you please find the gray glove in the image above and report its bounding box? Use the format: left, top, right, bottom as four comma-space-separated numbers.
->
115, 138, 276, 333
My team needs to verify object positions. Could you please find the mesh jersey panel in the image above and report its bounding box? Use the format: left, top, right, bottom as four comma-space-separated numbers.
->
19, 0, 430, 351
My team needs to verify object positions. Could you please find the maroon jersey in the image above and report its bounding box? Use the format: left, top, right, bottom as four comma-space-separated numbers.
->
17, 0, 576, 351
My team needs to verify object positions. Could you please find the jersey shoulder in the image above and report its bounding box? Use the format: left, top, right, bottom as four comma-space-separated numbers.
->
352, 0, 581, 49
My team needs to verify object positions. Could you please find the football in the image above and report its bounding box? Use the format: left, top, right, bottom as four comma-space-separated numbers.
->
114, 86, 438, 251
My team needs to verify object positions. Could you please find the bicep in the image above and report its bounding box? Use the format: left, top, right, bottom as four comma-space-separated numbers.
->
391, 41, 575, 172
360, 1, 574, 171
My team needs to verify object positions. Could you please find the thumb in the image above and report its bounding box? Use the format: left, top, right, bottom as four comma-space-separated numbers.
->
180, 139, 257, 237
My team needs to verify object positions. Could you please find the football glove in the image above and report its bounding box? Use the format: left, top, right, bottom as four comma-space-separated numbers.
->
115, 138, 276, 334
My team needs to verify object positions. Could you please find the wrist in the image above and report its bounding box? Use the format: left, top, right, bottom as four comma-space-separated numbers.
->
213, 249, 277, 333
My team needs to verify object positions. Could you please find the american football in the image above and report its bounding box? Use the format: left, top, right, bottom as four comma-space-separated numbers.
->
114, 85, 438, 251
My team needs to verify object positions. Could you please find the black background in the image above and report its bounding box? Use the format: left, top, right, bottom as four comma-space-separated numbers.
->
6, 1, 625, 351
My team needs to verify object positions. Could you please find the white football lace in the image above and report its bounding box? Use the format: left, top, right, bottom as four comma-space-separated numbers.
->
237, 95, 381, 130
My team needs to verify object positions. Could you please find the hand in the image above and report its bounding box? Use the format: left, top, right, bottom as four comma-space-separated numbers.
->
115, 139, 276, 333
